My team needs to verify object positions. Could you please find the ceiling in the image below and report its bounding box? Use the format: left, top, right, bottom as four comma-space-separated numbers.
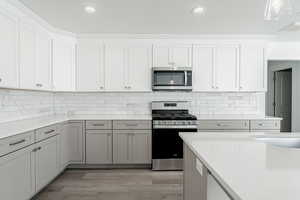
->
18, 0, 288, 34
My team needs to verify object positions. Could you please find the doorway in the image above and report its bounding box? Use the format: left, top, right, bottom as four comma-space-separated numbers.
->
273, 69, 292, 132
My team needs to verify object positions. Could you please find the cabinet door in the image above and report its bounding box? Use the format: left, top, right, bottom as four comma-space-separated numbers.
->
59, 123, 70, 169
86, 130, 113, 164
0, 7, 19, 88
240, 44, 266, 92
215, 45, 239, 91
172, 45, 192, 67
0, 146, 34, 200
113, 131, 131, 164
193, 45, 215, 91
68, 122, 84, 164
132, 130, 151, 164
36, 28, 52, 90
153, 45, 171, 67
35, 136, 59, 193
105, 44, 126, 91
153, 44, 192, 67
126, 45, 152, 91
77, 40, 105, 91
53, 36, 76, 91
20, 19, 36, 90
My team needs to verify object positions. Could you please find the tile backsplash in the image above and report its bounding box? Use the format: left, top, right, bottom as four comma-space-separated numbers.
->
0, 89, 54, 123
54, 92, 264, 116
0, 89, 265, 123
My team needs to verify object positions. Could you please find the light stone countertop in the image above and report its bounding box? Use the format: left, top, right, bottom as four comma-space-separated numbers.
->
195, 114, 282, 120
0, 114, 152, 140
0, 114, 281, 140
180, 132, 300, 200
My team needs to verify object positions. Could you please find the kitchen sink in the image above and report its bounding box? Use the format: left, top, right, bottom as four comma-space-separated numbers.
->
255, 136, 300, 148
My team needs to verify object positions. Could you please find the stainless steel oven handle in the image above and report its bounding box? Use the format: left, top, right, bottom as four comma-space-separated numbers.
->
184, 71, 187, 86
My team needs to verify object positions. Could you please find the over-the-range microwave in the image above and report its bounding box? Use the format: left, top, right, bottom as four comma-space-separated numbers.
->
152, 67, 192, 91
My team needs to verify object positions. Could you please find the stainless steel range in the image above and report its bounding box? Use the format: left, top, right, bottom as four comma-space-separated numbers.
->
151, 101, 198, 171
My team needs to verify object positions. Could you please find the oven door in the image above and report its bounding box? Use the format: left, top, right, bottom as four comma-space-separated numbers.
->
152, 68, 192, 91
152, 127, 197, 170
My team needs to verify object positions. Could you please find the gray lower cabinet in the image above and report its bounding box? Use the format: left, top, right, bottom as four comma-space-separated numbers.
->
35, 136, 59, 193
184, 144, 232, 200
86, 130, 113, 164
68, 121, 84, 164
184, 144, 207, 200
113, 130, 151, 164
0, 145, 35, 200
250, 120, 281, 132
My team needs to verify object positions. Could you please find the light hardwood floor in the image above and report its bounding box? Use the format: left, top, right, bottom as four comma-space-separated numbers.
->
33, 169, 183, 200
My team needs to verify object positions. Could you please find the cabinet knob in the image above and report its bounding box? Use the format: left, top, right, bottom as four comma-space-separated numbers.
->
100, 86, 104, 89
36, 83, 43, 87
240, 86, 243, 89
0, 78, 2, 82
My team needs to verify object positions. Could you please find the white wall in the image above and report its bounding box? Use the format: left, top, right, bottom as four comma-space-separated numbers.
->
267, 61, 300, 132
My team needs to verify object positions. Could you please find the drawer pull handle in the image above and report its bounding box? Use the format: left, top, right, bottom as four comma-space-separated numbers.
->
93, 124, 105, 126
32, 147, 42, 152
217, 124, 228, 127
45, 130, 55, 134
258, 123, 264, 126
126, 124, 138, 127
9, 139, 26, 146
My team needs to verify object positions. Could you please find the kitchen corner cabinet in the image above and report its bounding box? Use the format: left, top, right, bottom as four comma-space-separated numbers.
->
0, 146, 35, 200
52, 36, 76, 91
153, 44, 192, 67
76, 39, 105, 91
20, 19, 52, 91
0, 6, 19, 89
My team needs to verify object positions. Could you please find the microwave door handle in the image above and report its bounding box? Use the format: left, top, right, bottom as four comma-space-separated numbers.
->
184, 71, 187, 86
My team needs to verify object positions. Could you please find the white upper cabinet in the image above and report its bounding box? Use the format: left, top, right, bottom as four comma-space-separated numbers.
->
105, 43, 126, 91
215, 44, 240, 91
193, 45, 215, 91
35, 27, 52, 90
153, 44, 192, 67
53, 35, 76, 91
240, 43, 266, 92
20, 19, 36, 90
20, 19, 52, 91
0, 7, 19, 89
77, 39, 105, 91
125, 43, 152, 91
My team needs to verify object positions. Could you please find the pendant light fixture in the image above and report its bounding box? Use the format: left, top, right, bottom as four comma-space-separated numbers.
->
264, 0, 293, 20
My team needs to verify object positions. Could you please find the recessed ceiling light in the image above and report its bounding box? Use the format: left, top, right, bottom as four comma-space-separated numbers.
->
84, 5, 96, 14
192, 6, 206, 15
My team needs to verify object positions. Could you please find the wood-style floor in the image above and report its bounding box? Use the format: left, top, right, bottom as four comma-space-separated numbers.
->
33, 169, 183, 200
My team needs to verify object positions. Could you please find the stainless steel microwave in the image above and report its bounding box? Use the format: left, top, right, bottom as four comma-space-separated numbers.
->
152, 67, 192, 91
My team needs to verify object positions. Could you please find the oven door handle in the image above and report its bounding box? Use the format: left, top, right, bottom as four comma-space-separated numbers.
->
184, 71, 188, 86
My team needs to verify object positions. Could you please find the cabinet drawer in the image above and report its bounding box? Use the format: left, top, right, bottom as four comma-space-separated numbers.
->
0, 131, 34, 157
113, 120, 151, 130
86, 120, 112, 130
35, 125, 58, 142
251, 120, 281, 130
198, 120, 249, 130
